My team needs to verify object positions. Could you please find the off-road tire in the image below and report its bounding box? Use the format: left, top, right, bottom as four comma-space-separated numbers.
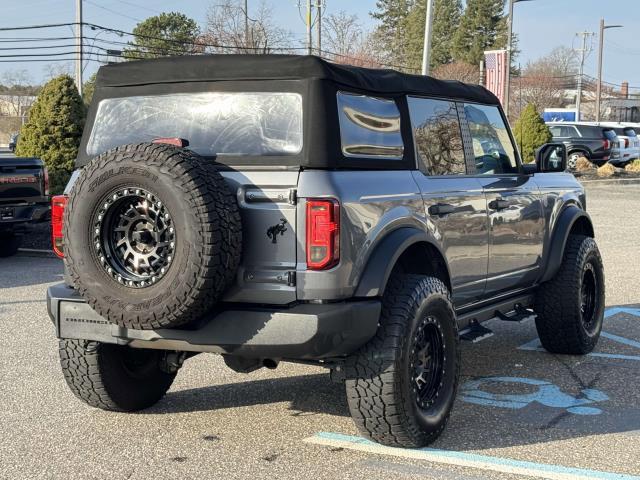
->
59, 339, 176, 412
0, 232, 21, 257
64, 143, 242, 330
345, 274, 460, 448
535, 235, 605, 354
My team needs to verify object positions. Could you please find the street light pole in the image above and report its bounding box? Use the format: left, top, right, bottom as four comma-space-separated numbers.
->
596, 19, 623, 122
306, 0, 312, 55
505, 0, 533, 118
421, 0, 435, 75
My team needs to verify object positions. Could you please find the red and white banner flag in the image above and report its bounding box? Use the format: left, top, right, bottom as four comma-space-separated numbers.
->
484, 49, 508, 105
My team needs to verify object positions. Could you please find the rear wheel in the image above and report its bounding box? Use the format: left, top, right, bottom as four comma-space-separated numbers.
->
568, 151, 587, 171
59, 339, 177, 412
345, 274, 460, 448
0, 232, 21, 257
535, 235, 605, 354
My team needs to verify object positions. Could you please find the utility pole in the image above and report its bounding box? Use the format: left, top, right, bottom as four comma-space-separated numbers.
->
575, 31, 594, 121
505, 0, 534, 117
316, 0, 322, 57
596, 19, 623, 122
421, 0, 435, 75
244, 0, 249, 47
306, 0, 312, 55
75, 0, 83, 97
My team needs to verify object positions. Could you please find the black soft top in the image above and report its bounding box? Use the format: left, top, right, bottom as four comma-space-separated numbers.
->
96, 54, 498, 105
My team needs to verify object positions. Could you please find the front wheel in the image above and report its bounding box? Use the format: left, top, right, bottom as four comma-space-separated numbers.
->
535, 235, 605, 354
345, 275, 460, 448
59, 339, 177, 411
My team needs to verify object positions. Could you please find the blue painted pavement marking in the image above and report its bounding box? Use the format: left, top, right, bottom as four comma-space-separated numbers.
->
517, 307, 640, 361
305, 432, 640, 480
460, 376, 608, 415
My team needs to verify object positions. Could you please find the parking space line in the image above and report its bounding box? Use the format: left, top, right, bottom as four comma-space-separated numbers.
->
304, 432, 640, 480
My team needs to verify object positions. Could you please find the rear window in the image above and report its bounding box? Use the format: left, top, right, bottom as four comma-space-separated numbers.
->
623, 128, 637, 137
87, 92, 303, 157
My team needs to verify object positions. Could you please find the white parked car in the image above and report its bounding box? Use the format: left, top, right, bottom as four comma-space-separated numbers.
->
601, 123, 640, 164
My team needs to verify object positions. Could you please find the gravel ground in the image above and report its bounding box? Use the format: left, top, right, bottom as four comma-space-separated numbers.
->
0, 182, 639, 480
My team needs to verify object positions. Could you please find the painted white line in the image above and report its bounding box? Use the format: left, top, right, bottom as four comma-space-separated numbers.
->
305, 432, 640, 480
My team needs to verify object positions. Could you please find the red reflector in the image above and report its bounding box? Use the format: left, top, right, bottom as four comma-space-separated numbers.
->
152, 137, 190, 148
51, 195, 67, 258
306, 199, 340, 270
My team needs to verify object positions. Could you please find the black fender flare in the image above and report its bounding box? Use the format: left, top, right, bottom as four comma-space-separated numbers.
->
354, 227, 450, 297
540, 206, 594, 283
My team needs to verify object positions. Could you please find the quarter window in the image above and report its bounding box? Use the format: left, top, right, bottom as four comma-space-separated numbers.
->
337, 91, 404, 159
407, 97, 465, 175
464, 104, 518, 174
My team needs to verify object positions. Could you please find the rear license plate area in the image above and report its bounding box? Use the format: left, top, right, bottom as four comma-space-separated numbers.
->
0, 207, 14, 220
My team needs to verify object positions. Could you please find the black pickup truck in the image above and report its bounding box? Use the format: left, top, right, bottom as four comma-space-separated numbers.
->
0, 155, 49, 257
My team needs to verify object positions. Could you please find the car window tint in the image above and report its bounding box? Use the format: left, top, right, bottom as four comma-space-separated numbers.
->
603, 129, 617, 141
624, 128, 637, 137
407, 97, 465, 175
337, 91, 404, 159
464, 104, 518, 174
549, 126, 563, 137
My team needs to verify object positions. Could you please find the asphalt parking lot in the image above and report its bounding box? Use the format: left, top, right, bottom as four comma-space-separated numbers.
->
1, 182, 639, 480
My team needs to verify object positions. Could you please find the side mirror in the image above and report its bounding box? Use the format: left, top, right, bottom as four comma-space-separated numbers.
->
535, 143, 567, 173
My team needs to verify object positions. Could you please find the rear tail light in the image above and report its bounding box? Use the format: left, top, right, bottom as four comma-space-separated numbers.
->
306, 199, 340, 270
51, 195, 68, 258
603, 139, 610, 150
43, 167, 49, 196
624, 138, 630, 148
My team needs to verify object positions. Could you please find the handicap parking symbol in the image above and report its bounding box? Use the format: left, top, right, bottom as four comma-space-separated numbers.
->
460, 376, 609, 415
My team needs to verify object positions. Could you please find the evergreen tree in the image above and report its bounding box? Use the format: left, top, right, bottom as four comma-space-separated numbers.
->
15, 75, 85, 194
82, 73, 97, 107
513, 103, 552, 163
123, 12, 200, 59
403, 0, 462, 72
371, 0, 413, 68
452, 0, 507, 66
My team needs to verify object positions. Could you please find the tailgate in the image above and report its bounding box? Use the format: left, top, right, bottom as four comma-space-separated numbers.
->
220, 170, 299, 305
0, 157, 46, 203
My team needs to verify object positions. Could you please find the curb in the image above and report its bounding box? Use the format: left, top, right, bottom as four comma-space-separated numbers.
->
580, 177, 640, 186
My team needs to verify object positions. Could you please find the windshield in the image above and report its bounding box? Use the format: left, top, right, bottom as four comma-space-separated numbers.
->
87, 92, 303, 158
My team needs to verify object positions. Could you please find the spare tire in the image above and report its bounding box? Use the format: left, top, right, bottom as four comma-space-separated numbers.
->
64, 143, 241, 330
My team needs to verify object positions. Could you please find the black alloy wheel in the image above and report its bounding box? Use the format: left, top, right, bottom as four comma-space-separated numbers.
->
92, 187, 175, 288
411, 316, 446, 411
580, 262, 599, 333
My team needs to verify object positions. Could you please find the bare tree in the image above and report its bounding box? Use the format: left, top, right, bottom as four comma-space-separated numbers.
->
0, 70, 37, 117
204, 0, 292, 54
433, 62, 479, 83
325, 11, 363, 57
42, 63, 73, 81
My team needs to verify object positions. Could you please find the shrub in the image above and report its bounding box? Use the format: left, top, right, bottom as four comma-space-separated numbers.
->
625, 159, 640, 173
15, 75, 85, 194
597, 162, 616, 177
512, 103, 552, 163
576, 156, 596, 172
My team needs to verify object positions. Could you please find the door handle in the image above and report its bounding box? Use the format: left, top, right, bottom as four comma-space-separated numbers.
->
428, 203, 456, 216
488, 198, 510, 211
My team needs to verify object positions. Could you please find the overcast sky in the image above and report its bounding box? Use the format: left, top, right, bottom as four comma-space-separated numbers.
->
1, 0, 638, 91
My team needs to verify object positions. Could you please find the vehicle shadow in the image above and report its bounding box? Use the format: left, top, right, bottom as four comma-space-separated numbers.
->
151, 373, 350, 418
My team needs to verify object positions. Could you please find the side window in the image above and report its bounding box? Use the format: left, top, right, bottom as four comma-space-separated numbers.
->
464, 103, 519, 175
337, 91, 403, 159
407, 97, 466, 175
549, 126, 564, 137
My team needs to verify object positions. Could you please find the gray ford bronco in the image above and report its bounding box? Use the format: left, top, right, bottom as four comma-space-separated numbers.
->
47, 55, 605, 448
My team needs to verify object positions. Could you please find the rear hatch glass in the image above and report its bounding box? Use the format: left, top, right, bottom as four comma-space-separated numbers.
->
87, 92, 303, 158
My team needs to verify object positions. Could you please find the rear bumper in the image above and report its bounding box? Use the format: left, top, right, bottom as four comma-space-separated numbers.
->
47, 283, 380, 360
0, 202, 49, 230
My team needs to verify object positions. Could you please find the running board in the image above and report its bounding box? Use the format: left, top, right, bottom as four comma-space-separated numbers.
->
456, 292, 535, 331
460, 320, 494, 343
